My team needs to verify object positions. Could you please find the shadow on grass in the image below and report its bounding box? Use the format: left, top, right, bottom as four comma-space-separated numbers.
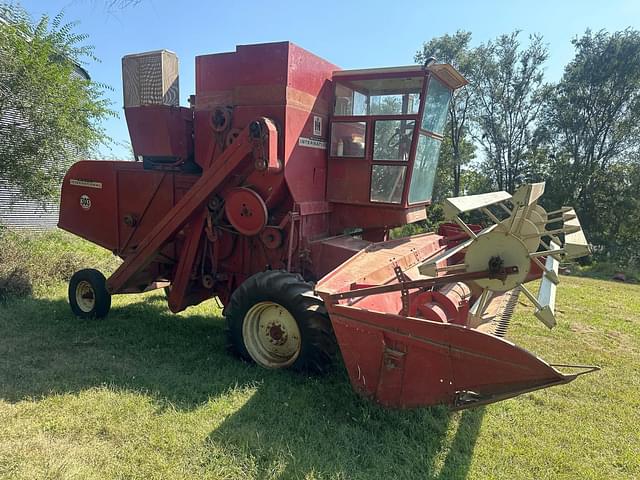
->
0, 293, 484, 479
209, 388, 485, 479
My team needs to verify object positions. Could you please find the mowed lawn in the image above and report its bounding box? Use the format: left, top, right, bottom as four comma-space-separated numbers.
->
0, 271, 638, 479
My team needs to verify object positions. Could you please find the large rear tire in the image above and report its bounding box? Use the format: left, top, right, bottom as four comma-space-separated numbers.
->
225, 270, 336, 373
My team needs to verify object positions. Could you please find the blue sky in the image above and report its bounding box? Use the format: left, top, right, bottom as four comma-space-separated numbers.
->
20, 0, 640, 158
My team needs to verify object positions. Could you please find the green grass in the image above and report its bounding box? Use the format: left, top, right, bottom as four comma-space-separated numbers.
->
0, 233, 638, 479
574, 260, 640, 283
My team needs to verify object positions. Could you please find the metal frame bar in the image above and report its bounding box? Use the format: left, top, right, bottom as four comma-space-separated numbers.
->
328, 267, 518, 302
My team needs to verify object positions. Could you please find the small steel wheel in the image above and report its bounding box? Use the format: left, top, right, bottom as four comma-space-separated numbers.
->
68, 269, 111, 319
243, 301, 302, 368
225, 270, 336, 373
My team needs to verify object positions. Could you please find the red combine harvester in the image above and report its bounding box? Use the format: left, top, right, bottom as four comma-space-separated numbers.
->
59, 42, 597, 409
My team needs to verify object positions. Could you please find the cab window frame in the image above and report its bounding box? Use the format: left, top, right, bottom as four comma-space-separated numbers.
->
328, 71, 427, 206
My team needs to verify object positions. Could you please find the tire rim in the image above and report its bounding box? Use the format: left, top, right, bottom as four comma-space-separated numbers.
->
243, 301, 301, 368
75, 280, 96, 313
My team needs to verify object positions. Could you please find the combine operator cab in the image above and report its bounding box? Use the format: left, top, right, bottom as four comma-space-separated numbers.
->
326, 65, 467, 234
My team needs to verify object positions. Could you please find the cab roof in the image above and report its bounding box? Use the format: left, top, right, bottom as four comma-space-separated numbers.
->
333, 63, 468, 90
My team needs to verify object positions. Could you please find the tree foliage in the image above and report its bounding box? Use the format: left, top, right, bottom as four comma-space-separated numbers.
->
472, 32, 549, 193
0, 3, 113, 201
540, 29, 640, 205
106, 0, 141, 10
431, 125, 475, 202
418, 28, 640, 266
416, 30, 476, 197
538, 29, 640, 263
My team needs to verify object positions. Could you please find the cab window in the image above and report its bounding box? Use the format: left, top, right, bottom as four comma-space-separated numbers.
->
409, 135, 441, 203
373, 120, 415, 161
334, 84, 368, 116
371, 165, 406, 203
330, 121, 366, 157
421, 76, 451, 135
333, 77, 423, 116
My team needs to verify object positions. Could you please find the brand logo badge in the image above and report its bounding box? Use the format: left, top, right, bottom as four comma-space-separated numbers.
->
80, 195, 91, 210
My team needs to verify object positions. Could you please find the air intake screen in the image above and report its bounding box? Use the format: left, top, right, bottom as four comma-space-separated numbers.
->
122, 50, 179, 107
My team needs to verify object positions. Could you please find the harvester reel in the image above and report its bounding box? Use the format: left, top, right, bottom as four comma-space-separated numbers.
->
497, 216, 541, 252
420, 182, 591, 329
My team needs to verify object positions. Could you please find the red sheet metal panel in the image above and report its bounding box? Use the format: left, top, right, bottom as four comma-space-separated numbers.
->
58, 161, 120, 250
283, 43, 337, 204
327, 304, 573, 408
196, 42, 290, 93
125, 106, 193, 160
317, 232, 444, 296
116, 169, 174, 254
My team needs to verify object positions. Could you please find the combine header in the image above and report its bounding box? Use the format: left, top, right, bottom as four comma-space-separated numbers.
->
58, 42, 597, 409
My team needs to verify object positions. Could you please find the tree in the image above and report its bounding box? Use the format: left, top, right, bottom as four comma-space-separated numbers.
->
541, 29, 640, 210
105, 0, 141, 10
538, 29, 640, 264
0, 4, 113, 202
585, 159, 640, 264
472, 32, 549, 193
431, 125, 476, 201
416, 30, 477, 197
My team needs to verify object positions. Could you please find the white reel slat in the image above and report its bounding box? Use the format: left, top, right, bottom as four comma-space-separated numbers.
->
443, 191, 511, 219
562, 208, 590, 259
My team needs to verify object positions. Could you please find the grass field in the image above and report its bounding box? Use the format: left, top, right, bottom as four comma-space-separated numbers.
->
0, 233, 638, 479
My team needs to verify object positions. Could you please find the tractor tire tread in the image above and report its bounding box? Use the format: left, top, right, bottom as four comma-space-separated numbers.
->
225, 270, 336, 374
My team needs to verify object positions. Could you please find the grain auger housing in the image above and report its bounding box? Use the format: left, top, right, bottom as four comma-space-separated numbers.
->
58, 42, 597, 410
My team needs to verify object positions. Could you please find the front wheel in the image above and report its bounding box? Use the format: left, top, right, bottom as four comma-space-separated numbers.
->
68, 269, 111, 319
225, 270, 336, 373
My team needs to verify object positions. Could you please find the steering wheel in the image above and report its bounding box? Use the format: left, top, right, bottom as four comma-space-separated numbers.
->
387, 124, 414, 150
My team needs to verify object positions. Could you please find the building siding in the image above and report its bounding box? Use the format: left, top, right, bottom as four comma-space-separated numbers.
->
0, 181, 59, 230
